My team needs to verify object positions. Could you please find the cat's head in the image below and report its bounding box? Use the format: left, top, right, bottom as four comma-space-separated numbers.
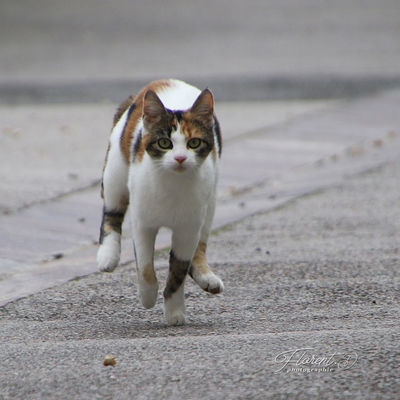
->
141, 89, 216, 173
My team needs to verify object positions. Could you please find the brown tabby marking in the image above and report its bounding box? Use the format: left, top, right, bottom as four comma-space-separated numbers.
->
179, 117, 218, 161
164, 251, 190, 299
99, 209, 126, 244
134, 133, 150, 163
119, 80, 172, 163
113, 95, 136, 127
170, 116, 178, 132
179, 119, 198, 138
142, 263, 157, 284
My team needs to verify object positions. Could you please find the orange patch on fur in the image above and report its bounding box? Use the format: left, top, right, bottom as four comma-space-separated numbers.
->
117, 80, 173, 163
134, 134, 150, 163
170, 115, 178, 131
142, 263, 157, 284
191, 241, 210, 274
212, 145, 217, 162
178, 119, 192, 138
179, 118, 206, 139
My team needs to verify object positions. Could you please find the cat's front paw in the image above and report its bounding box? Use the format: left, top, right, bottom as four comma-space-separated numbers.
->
195, 272, 224, 294
97, 233, 121, 272
164, 297, 186, 326
138, 281, 159, 309
165, 310, 186, 326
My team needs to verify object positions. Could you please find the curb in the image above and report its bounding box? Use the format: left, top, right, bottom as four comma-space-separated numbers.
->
2, 75, 400, 104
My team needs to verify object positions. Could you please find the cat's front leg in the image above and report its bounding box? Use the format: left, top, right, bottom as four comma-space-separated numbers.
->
189, 196, 224, 294
164, 229, 199, 326
133, 226, 159, 309
190, 241, 224, 294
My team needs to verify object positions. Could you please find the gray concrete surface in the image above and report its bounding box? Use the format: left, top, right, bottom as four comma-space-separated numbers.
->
0, 100, 334, 213
1, 1, 400, 398
1, 153, 399, 399
1, 89, 400, 306
0, 99, 335, 304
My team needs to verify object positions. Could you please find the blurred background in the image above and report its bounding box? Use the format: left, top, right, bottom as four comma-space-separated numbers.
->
1, 0, 400, 102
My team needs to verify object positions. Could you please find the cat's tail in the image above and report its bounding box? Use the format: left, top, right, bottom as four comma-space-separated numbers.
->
113, 94, 136, 126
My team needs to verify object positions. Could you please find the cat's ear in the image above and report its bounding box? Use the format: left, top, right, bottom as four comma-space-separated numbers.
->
143, 90, 166, 124
190, 89, 214, 127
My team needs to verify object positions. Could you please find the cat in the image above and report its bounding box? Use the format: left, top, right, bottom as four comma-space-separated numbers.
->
97, 79, 224, 325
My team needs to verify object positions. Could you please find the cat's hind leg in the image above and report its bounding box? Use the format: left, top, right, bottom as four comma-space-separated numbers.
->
97, 136, 129, 272
189, 197, 224, 294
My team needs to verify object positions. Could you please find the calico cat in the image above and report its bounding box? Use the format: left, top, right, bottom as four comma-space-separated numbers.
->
97, 79, 224, 325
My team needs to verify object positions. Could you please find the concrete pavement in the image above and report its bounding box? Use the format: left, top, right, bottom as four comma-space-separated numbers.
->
0, 88, 400, 398
0, 100, 334, 213
1, 0, 400, 397
2, 89, 400, 305
0, 133, 399, 399
0, 98, 335, 304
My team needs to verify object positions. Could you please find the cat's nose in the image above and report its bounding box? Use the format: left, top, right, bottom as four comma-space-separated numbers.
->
174, 155, 187, 164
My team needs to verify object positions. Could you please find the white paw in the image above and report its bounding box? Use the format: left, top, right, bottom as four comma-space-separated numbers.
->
164, 291, 186, 326
138, 281, 159, 309
195, 272, 224, 294
165, 310, 186, 326
97, 233, 121, 272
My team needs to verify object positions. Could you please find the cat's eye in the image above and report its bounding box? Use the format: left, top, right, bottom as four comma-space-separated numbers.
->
157, 138, 173, 149
187, 138, 202, 149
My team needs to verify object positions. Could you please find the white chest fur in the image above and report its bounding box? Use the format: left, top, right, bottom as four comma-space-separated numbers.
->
129, 153, 217, 230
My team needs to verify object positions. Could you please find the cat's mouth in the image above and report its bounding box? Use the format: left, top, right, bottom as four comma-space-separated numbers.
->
173, 164, 187, 172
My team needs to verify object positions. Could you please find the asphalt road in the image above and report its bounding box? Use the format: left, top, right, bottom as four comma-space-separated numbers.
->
0, 156, 399, 399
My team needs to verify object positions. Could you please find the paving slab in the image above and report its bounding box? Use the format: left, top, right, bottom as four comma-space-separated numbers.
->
0, 100, 332, 213
1, 90, 399, 306
0, 148, 399, 399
